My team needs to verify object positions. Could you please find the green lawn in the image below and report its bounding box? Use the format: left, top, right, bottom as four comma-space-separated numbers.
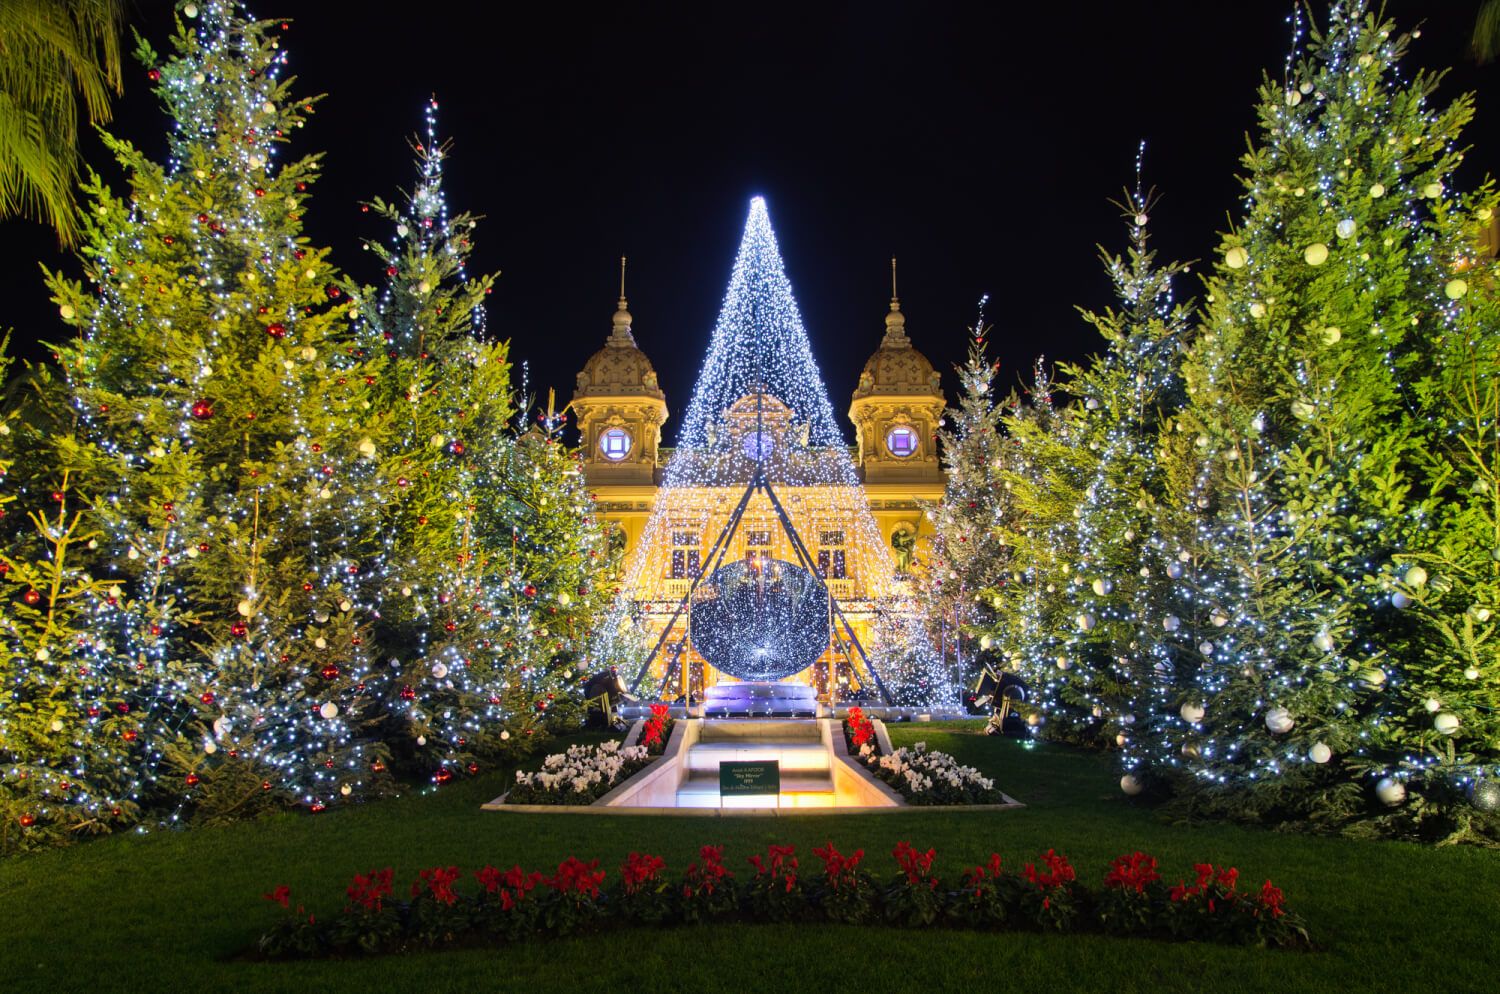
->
2, 722, 1496, 994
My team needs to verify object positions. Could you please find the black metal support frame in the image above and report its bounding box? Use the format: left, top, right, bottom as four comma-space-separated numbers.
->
629, 463, 891, 705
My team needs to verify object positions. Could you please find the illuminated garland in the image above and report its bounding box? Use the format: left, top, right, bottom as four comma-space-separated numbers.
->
600, 197, 951, 705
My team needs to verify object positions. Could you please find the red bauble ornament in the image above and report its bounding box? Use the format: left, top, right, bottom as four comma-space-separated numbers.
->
261, 780, 272, 791
466, 763, 479, 775
122, 729, 137, 742
253, 188, 265, 197
434, 769, 453, 785
399, 685, 415, 701
325, 284, 341, 298
229, 621, 248, 638
147, 69, 161, 81
320, 665, 340, 681
199, 691, 215, 705
22, 589, 41, 605
523, 584, 537, 599
266, 322, 286, 339
18, 814, 36, 828
310, 802, 326, 813
190, 399, 215, 420
185, 773, 200, 786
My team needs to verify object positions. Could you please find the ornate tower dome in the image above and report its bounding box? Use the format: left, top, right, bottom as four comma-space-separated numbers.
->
570, 258, 669, 488
851, 296, 943, 402
848, 259, 945, 485
574, 296, 666, 403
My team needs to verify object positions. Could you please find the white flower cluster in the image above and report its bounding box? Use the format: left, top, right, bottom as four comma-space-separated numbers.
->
867, 744, 994, 797
514, 740, 650, 795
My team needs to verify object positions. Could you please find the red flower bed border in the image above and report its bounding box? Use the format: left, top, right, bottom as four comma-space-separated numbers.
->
255, 843, 1311, 957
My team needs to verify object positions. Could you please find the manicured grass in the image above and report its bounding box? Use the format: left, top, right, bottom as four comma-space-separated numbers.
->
2, 722, 1496, 994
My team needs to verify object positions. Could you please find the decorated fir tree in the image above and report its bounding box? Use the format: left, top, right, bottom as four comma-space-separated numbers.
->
982, 358, 1101, 740
0, 344, 151, 851
920, 298, 1010, 690
1055, 180, 1192, 779
343, 98, 514, 780
345, 102, 614, 777
1129, 1, 1498, 839
482, 402, 616, 742
42, 1, 394, 819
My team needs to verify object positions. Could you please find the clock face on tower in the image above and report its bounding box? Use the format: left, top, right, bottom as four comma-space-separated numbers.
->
599, 426, 633, 461
885, 425, 918, 458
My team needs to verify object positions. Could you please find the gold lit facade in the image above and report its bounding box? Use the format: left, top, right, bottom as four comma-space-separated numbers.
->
570, 284, 946, 699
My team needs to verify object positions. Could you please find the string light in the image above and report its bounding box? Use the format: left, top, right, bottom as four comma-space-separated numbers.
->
598, 197, 951, 706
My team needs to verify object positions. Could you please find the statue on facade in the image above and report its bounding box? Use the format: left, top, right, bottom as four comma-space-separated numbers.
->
891, 528, 916, 576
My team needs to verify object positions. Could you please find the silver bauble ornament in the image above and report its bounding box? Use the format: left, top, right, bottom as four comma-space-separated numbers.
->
1471, 780, 1500, 812
1375, 776, 1406, 806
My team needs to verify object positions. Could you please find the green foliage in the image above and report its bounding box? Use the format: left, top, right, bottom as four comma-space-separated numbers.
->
2, 3, 611, 853
0, 0, 126, 245
956, 2, 1499, 843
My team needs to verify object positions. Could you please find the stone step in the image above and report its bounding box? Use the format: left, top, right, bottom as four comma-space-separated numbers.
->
698, 719, 821, 742
683, 741, 830, 773
674, 771, 835, 809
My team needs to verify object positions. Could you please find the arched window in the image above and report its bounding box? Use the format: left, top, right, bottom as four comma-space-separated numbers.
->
885, 425, 919, 458
599, 427, 633, 461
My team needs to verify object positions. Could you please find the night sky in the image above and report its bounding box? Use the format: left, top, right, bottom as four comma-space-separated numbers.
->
3, 1, 1494, 439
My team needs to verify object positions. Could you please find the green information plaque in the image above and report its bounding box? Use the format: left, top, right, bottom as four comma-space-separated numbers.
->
718, 760, 781, 796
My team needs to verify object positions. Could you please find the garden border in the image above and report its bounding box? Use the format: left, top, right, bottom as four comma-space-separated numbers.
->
482, 717, 1023, 815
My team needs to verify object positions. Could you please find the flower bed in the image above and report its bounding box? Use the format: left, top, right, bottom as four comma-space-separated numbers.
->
842, 710, 1001, 805
858, 741, 1004, 806
255, 843, 1310, 957
503, 741, 653, 806
639, 703, 673, 756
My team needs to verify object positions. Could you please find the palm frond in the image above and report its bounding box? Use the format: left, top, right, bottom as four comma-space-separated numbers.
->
0, 0, 126, 246
1477, 0, 1500, 64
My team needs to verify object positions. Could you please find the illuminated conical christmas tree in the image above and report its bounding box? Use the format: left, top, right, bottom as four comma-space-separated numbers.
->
606, 197, 949, 705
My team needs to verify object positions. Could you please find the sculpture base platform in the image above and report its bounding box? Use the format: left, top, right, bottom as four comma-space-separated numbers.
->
702, 681, 819, 718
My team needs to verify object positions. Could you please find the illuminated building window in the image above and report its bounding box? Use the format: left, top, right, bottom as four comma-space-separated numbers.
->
671, 530, 700, 579
742, 430, 774, 460
599, 427, 633, 461
885, 425, 919, 458
745, 528, 772, 566
817, 530, 847, 579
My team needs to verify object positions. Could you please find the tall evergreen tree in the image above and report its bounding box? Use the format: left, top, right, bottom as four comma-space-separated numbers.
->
921, 298, 1009, 689
1130, 2, 1498, 839
1056, 177, 1192, 778
344, 99, 515, 780
42, 0, 394, 821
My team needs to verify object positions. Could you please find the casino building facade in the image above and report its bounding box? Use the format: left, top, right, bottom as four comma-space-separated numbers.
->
570, 281, 948, 698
